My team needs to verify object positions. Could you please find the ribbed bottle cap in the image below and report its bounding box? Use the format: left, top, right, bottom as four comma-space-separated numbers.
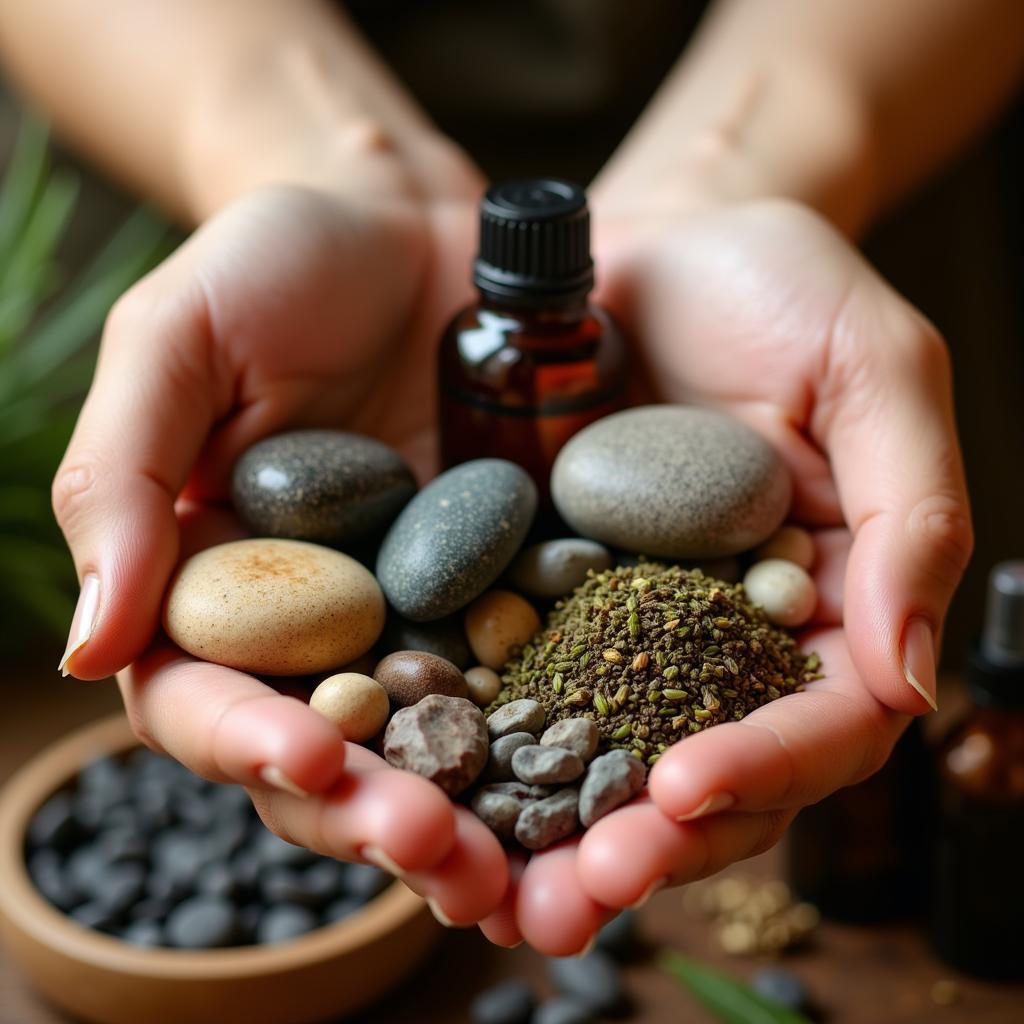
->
474, 178, 593, 305
968, 560, 1024, 707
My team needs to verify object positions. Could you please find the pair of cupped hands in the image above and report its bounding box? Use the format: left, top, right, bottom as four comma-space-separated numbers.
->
54, 154, 971, 954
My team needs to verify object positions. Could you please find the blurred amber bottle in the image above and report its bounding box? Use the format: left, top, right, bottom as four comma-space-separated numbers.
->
929, 561, 1024, 980
439, 179, 626, 510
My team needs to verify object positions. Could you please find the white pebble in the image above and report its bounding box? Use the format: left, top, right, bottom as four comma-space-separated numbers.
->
310, 672, 390, 742
753, 525, 815, 570
465, 666, 502, 707
743, 559, 817, 627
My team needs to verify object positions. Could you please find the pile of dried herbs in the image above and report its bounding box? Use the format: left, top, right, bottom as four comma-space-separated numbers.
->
493, 563, 822, 765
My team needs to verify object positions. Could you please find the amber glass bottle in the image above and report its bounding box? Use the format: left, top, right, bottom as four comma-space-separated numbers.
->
929, 561, 1024, 980
439, 179, 626, 513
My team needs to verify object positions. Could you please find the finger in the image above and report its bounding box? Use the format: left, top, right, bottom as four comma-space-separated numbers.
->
478, 852, 528, 948
648, 630, 906, 821
815, 290, 973, 713
120, 642, 346, 796
808, 527, 850, 626
577, 800, 795, 908
54, 268, 229, 679
516, 842, 610, 956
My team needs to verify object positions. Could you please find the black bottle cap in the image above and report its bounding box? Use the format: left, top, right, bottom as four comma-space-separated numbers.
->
474, 178, 593, 306
967, 560, 1024, 708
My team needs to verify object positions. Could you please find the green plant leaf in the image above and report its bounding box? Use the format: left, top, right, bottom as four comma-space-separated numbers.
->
0, 116, 49, 282
660, 951, 812, 1024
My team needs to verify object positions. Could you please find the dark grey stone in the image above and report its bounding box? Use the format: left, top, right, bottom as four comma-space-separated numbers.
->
69, 900, 120, 933
531, 997, 598, 1024
342, 863, 390, 901
511, 745, 584, 786
253, 831, 319, 869
197, 861, 242, 901
96, 863, 146, 915
578, 751, 646, 828
28, 792, 79, 850
471, 980, 536, 1024
322, 895, 366, 923
514, 788, 580, 850
165, 896, 239, 948
751, 967, 809, 1011
539, 719, 599, 763
470, 787, 527, 842
594, 910, 640, 960
487, 699, 545, 739
546, 950, 626, 1015
256, 903, 319, 944
27, 849, 80, 911
508, 539, 612, 600
232, 429, 417, 547
379, 612, 472, 669
551, 406, 791, 558
484, 732, 536, 782
376, 459, 537, 621
121, 919, 164, 947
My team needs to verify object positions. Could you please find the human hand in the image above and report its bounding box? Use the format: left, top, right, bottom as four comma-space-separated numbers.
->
477, 198, 972, 953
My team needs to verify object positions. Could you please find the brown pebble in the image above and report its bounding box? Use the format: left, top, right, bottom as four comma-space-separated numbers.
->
373, 650, 468, 708
464, 590, 541, 669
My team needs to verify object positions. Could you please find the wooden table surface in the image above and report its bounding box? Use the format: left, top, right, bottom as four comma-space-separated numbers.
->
1, 665, 1020, 1024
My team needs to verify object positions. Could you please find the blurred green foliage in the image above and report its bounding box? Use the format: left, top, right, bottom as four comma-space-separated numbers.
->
0, 117, 169, 657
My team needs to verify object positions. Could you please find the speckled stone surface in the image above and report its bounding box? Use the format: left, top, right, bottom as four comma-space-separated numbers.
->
376, 459, 537, 621
379, 611, 472, 669
231, 430, 417, 547
551, 406, 791, 558
508, 539, 613, 599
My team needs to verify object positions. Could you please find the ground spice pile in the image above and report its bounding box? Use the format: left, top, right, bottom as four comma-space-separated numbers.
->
494, 563, 822, 765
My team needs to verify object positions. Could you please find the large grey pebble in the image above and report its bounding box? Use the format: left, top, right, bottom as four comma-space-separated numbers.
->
257, 903, 319, 944
376, 459, 537, 621
579, 750, 646, 828
512, 745, 584, 785
540, 719, 599, 763
379, 612, 472, 669
232, 430, 416, 546
546, 951, 626, 1015
484, 732, 537, 782
507, 539, 612, 599
515, 788, 579, 850
165, 896, 239, 948
551, 406, 791, 558
383, 694, 489, 796
471, 980, 536, 1024
595, 909, 640, 960
470, 786, 527, 842
487, 699, 545, 739
532, 998, 598, 1024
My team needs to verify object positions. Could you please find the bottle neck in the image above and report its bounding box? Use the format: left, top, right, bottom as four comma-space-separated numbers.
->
476, 288, 591, 324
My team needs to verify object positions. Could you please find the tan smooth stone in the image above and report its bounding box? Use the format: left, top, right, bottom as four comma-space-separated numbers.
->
464, 590, 541, 670
163, 538, 385, 675
464, 666, 502, 707
753, 525, 815, 570
743, 558, 817, 627
310, 673, 390, 742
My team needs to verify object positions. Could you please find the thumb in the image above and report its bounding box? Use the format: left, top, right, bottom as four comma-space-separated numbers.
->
54, 273, 223, 679
818, 283, 973, 714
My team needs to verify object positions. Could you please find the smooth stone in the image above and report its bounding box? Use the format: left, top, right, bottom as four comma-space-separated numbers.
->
753, 525, 815, 570
743, 558, 818, 627
310, 672, 390, 742
578, 751, 646, 828
514, 788, 579, 850
484, 732, 536, 782
28, 792, 79, 850
323, 896, 366, 923
383, 694, 489, 796
163, 538, 386, 675
532, 997, 598, 1024
511, 745, 584, 786
27, 850, 80, 911
69, 901, 119, 932
681, 555, 741, 584
261, 867, 324, 909
508, 540, 613, 600
487, 699, 545, 739
464, 590, 541, 670
376, 459, 537, 621
551, 406, 791, 558
301, 859, 348, 903
379, 612, 472, 669
231, 429, 417, 546
465, 666, 503, 707
470, 787, 526, 842
540, 719, 599, 763
197, 861, 242, 901
121, 919, 164, 947
546, 951, 626, 1015
256, 903, 319, 944
96, 864, 146, 915
342, 863, 390, 901
751, 967, 810, 1011
471, 980, 537, 1024
595, 910, 641, 960
373, 650, 469, 709
165, 896, 239, 948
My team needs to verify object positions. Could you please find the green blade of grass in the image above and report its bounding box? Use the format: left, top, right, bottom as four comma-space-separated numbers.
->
0, 116, 49, 280
660, 951, 812, 1024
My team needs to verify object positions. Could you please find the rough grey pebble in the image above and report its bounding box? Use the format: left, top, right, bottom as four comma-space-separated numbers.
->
470, 787, 526, 842
507, 539, 612, 600
487, 699, 545, 739
512, 745, 584, 786
514, 788, 580, 850
471, 979, 537, 1024
383, 694, 489, 796
531, 997, 598, 1024
539, 719, 599, 763
578, 750, 647, 828
546, 950, 626, 1015
379, 612, 472, 669
484, 732, 536, 782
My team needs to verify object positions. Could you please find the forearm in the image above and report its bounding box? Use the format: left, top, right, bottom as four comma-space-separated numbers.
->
595, 0, 1024, 235
0, 0, 479, 222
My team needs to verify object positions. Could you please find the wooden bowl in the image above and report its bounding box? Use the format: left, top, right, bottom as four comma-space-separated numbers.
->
0, 713, 440, 1024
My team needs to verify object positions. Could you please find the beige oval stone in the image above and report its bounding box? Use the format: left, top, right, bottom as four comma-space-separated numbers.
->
465, 665, 502, 707
310, 672, 390, 742
163, 538, 385, 675
464, 590, 541, 670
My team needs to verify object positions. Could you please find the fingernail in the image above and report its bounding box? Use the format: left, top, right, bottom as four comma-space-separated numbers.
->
574, 934, 597, 958
902, 617, 938, 711
258, 765, 310, 798
676, 792, 735, 822
426, 897, 455, 928
362, 845, 406, 878
58, 573, 100, 677
629, 876, 668, 908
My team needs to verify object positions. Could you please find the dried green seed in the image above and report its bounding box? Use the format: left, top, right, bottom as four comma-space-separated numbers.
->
611, 723, 633, 740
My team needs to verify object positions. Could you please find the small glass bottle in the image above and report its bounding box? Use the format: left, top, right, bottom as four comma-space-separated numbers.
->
438, 179, 627, 514
929, 561, 1024, 980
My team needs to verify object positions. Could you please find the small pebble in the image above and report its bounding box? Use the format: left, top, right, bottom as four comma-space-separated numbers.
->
751, 967, 809, 1012
465, 590, 541, 670
383, 694, 489, 796
121, 919, 164, 947
379, 613, 472, 669
257, 904, 319, 944
69, 901, 119, 932
487, 699, 545, 739
323, 896, 366, 923
484, 732, 536, 782
512, 745, 584, 786
682, 555, 741, 583
515, 788, 579, 850
28, 793, 78, 850
465, 666, 503, 707
531, 997, 598, 1024
508, 539, 613, 600
165, 896, 239, 948
470, 980, 537, 1024
373, 650, 469, 709
753, 525, 815, 570
310, 672, 390, 742
578, 750, 646, 828
470, 788, 526, 842
546, 950, 626, 1015
742, 558, 817, 627
343, 863, 390, 900
540, 719, 599, 763
595, 910, 640, 960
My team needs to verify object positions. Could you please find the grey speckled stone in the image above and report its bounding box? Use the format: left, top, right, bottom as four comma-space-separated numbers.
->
379, 612, 472, 669
539, 719, 599, 763
507, 539, 612, 599
376, 460, 537, 621
514, 788, 579, 850
487, 699, 545, 739
551, 406, 791, 558
232, 430, 416, 547
511, 745, 584, 785
578, 750, 646, 828
484, 731, 536, 782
